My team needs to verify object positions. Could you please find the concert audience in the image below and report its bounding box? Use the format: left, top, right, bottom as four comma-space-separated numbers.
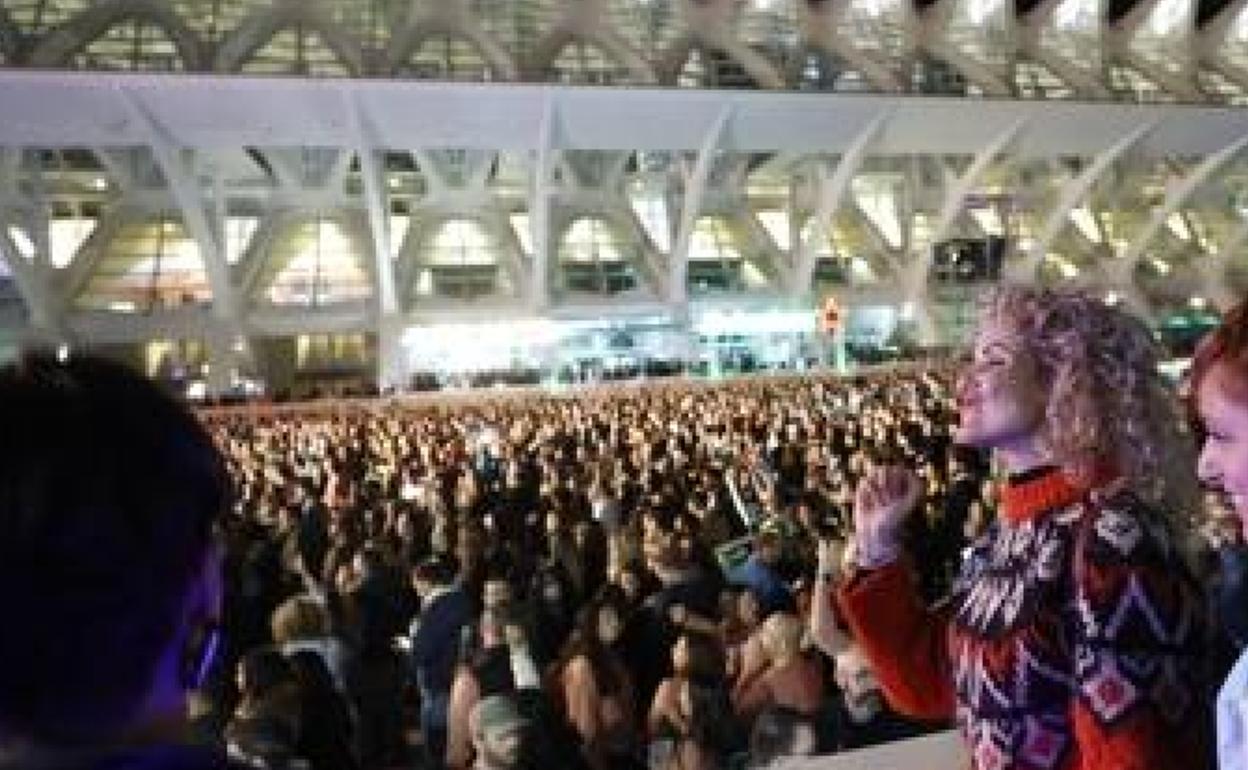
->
14, 343, 1242, 770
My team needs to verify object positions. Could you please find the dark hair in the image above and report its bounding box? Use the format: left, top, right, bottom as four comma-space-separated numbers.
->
240, 648, 294, 699
553, 591, 629, 697
675, 633, 740, 759
413, 554, 457, 586
0, 351, 229, 743
748, 705, 817, 766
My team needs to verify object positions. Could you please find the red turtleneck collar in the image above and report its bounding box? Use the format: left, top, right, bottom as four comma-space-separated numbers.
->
999, 465, 1090, 524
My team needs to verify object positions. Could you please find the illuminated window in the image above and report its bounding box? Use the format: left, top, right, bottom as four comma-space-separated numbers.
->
559, 218, 637, 295
6, 0, 92, 36
688, 217, 745, 294
77, 218, 211, 312
238, 26, 352, 77
417, 219, 501, 299
71, 20, 185, 71
402, 36, 494, 81
389, 213, 410, 261
851, 175, 904, 249
757, 210, 792, 251
262, 218, 371, 306
425, 219, 497, 266
1108, 65, 1176, 104
296, 333, 369, 369
145, 338, 207, 380
225, 217, 259, 265
629, 182, 672, 252
49, 214, 98, 269
510, 213, 534, 255
1014, 60, 1075, 100
7, 226, 35, 260
551, 42, 634, 85
690, 217, 741, 262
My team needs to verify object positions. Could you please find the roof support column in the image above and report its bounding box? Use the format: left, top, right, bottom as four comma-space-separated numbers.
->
1118, 132, 1248, 281
530, 96, 560, 310
118, 85, 246, 395
1013, 119, 1157, 281
344, 90, 405, 390
671, 105, 733, 307
794, 112, 887, 296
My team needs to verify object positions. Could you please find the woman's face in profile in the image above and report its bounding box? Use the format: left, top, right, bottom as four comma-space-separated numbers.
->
1196, 362, 1248, 537
954, 319, 1046, 453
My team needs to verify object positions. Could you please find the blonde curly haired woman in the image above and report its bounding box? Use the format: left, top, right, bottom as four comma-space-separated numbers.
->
837, 286, 1210, 770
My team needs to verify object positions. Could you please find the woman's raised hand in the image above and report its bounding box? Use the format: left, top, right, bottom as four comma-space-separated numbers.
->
852, 465, 923, 568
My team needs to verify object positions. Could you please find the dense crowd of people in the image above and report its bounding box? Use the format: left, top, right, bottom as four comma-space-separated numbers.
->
179, 350, 1246, 769
193, 370, 995, 769
10, 287, 1248, 770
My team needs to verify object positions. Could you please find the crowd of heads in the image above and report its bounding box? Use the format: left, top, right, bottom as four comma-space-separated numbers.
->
7, 285, 1248, 769
188, 368, 1001, 768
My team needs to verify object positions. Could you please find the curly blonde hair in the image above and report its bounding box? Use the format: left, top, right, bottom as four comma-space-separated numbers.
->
978, 285, 1200, 526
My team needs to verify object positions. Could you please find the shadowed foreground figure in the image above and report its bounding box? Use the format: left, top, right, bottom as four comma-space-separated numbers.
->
0, 351, 238, 770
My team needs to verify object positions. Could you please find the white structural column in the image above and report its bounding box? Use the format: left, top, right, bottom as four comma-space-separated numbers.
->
530, 96, 561, 310
343, 93, 398, 316
1014, 119, 1158, 281
117, 86, 244, 393
0, 228, 62, 340
931, 120, 1026, 242
909, 118, 1026, 297
344, 90, 406, 389
794, 112, 889, 296
670, 105, 734, 306
1118, 133, 1248, 281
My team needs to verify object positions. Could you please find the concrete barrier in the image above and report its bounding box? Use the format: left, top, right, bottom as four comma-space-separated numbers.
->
768, 731, 968, 770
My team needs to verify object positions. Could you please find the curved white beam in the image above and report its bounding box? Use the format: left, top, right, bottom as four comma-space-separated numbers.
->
343, 90, 398, 316
117, 85, 238, 322
932, 118, 1026, 241
0, 225, 62, 337
530, 96, 560, 309
794, 111, 889, 296
1014, 119, 1158, 281
1118, 132, 1248, 281
670, 105, 734, 305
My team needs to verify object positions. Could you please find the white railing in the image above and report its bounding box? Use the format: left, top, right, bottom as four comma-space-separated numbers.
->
781, 731, 969, 770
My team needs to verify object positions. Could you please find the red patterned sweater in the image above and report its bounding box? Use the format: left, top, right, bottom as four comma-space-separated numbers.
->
838, 467, 1211, 770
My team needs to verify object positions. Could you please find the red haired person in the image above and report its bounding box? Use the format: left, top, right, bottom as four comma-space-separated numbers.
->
1190, 298, 1248, 770
838, 286, 1210, 770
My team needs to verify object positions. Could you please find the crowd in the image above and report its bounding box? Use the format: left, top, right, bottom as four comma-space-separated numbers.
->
10, 286, 1248, 770
193, 371, 993, 769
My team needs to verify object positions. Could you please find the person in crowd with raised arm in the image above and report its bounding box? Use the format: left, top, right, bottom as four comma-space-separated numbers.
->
838, 286, 1211, 769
